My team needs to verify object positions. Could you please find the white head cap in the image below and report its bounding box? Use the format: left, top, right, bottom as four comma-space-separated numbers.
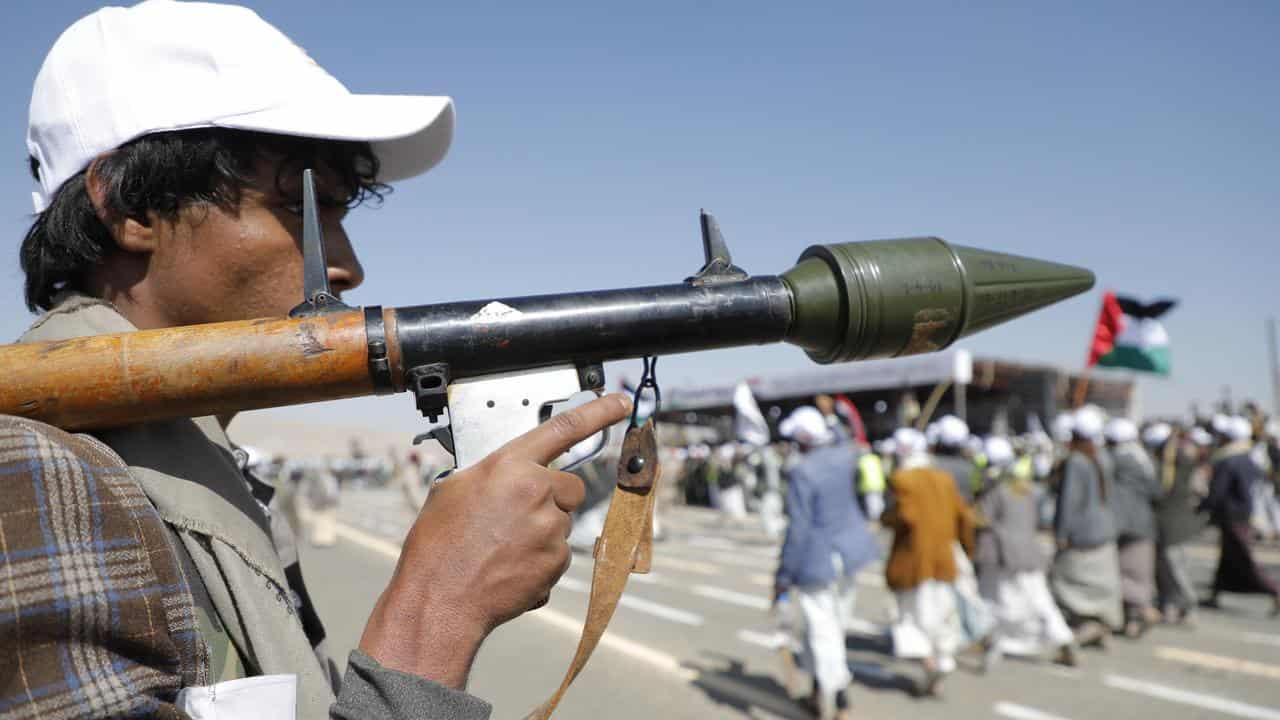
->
1211, 414, 1233, 437
893, 427, 927, 459
1104, 418, 1138, 444
779, 406, 834, 447
1227, 416, 1254, 442
936, 414, 970, 448
1142, 422, 1172, 448
1189, 427, 1214, 447
1051, 413, 1075, 444
1267, 420, 1280, 440
27, 0, 454, 209
984, 436, 1015, 467
1072, 405, 1106, 442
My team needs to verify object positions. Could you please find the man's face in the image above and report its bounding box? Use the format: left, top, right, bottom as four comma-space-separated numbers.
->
141, 158, 364, 327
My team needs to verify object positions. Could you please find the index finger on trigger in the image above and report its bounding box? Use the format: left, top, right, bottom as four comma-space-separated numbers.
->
499, 393, 633, 466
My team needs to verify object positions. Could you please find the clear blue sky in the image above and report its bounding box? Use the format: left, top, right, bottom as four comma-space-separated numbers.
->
1, 1, 1277, 431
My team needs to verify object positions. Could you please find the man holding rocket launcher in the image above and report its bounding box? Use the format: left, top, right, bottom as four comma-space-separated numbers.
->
0, 2, 1092, 718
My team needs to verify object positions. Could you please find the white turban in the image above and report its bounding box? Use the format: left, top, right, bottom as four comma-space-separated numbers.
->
936, 414, 970, 448
1211, 414, 1233, 437
1104, 418, 1138, 444
1189, 427, 1214, 447
1227, 416, 1254, 442
874, 438, 897, 455
1072, 405, 1106, 442
779, 406, 835, 446
1051, 413, 1075, 444
984, 436, 1015, 467
893, 427, 928, 458
1141, 422, 1172, 448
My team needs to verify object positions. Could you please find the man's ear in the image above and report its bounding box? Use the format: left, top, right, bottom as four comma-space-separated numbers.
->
85, 154, 157, 254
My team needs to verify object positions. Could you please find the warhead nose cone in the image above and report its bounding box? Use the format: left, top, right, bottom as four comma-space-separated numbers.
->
781, 237, 1094, 363
949, 244, 1096, 338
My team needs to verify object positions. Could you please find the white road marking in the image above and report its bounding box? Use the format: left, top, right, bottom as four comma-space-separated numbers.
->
652, 556, 721, 575
683, 535, 779, 558
692, 584, 771, 610
684, 535, 740, 550
994, 701, 1072, 720
558, 577, 705, 626
531, 606, 698, 681
627, 572, 663, 585
1154, 645, 1280, 680
707, 551, 773, 568
334, 522, 403, 557
1103, 674, 1280, 720
738, 628, 786, 650
336, 521, 705, 684
1243, 632, 1280, 648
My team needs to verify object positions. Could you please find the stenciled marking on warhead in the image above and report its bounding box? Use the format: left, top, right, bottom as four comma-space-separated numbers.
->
470, 301, 522, 322
296, 323, 333, 358
903, 308, 952, 354
901, 278, 944, 296
977, 258, 1021, 274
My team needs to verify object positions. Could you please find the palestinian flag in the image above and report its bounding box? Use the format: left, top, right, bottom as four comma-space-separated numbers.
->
1087, 291, 1175, 375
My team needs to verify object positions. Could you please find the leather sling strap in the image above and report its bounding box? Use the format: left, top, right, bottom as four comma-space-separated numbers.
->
526, 420, 661, 719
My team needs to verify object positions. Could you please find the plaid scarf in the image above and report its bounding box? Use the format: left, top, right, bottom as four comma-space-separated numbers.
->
0, 416, 209, 719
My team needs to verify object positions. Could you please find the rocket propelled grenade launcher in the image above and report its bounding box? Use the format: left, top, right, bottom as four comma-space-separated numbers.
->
0, 170, 1094, 470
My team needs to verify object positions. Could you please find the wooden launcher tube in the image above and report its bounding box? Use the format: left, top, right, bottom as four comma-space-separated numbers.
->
0, 310, 377, 431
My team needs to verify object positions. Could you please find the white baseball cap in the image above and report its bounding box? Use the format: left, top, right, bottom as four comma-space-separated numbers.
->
1141, 422, 1172, 447
1188, 427, 1214, 447
1228, 416, 1254, 442
1051, 412, 1075, 444
1072, 405, 1106, 442
1104, 418, 1137, 444
892, 427, 927, 458
1211, 414, 1233, 437
27, 0, 454, 209
983, 436, 1014, 467
779, 406, 834, 446
935, 414, 969, 448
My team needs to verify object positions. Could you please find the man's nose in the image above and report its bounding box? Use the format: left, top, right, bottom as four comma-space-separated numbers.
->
324, 220, 364, 294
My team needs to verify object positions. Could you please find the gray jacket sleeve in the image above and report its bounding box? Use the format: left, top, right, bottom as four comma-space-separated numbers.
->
331, 650, 492, 720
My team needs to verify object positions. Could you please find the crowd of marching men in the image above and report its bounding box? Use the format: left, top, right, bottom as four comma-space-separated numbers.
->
662, 401, 1280, 719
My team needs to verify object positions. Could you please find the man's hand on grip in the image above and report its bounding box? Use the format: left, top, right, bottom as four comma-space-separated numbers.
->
358, 393, 632, 688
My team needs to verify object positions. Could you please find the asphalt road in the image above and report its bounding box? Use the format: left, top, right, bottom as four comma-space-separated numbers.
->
302, 487, 1280, 719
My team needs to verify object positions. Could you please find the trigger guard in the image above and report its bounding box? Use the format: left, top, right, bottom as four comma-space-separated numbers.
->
559, 426, 610, 473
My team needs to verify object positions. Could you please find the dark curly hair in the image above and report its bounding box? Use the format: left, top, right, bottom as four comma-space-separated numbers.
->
20, 129, 387, 312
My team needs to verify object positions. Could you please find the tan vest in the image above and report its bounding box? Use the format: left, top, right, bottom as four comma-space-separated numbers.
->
20, 294, 338, 720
